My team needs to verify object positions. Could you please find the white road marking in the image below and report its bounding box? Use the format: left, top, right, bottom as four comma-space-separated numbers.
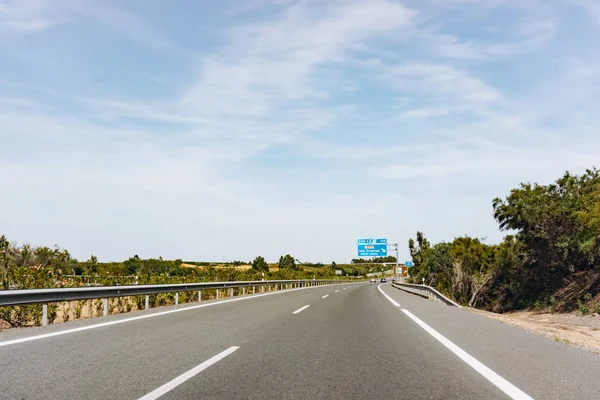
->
401, 310, 533, 400
377, 284, 400, 307
343, 287, 347, 290
378, 284, 532, 399
335, 290, 339, 293
293, 305, 310, 314
321, 295, 329, 299
138, 346, 239, 400
0, 284, 338, 348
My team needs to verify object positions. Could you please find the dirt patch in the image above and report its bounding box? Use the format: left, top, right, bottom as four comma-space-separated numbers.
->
180, 263, 200, 268
467, 307, 600, 354
181, 263, 254, 270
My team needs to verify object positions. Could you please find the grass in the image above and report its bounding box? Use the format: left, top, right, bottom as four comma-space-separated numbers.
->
553, 335, 570, 345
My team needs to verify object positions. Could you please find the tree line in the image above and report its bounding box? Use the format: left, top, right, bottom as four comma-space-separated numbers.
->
0, 241, 345, 328
351, 256, 397, 264
407, 168, 600, 314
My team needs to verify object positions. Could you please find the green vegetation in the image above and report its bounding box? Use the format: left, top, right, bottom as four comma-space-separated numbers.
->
277, 254, 297, 270
408, 168, 600, 314
251, 256, 269, 272
351, 256, 397, 264
0, 244, 342, 329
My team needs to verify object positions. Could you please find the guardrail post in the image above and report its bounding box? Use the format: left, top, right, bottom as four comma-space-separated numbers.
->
242, 287, 246, 295
103, 298, 108, 317
198, 290, 202, 302
216, 289, 219, 299
145, 295, 149, 310
175, 293, 179, 305
229, 288, 233, 297
42, 304, 48, 326
253, 286, 256, 294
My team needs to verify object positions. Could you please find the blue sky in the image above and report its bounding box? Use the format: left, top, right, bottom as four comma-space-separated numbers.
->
1, 0, 600, 263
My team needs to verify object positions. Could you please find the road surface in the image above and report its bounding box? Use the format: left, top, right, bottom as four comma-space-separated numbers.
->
1, 283, 599, 399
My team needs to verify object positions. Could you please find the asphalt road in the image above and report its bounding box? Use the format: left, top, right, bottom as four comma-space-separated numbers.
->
1, 282, 599, 399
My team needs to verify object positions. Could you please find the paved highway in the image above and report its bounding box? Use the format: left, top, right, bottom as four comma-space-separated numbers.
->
1, 283, 599, 399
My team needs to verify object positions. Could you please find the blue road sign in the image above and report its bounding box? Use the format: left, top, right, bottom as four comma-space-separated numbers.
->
405, 261, 414, 267
357, 238, 373, 245
375, 238, 387, 244
358, 244, 388, 257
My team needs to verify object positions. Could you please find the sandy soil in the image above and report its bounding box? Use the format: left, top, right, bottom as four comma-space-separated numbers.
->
180, 263, 255, 270
467, 307, 600, 354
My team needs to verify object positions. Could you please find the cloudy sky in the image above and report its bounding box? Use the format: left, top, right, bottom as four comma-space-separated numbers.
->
1, 0, 599, 263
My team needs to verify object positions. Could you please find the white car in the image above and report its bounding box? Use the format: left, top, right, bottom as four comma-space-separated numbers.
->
370, 278, 376, 283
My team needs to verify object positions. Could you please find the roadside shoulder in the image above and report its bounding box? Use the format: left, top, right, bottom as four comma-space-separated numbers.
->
465, 307, 600, 354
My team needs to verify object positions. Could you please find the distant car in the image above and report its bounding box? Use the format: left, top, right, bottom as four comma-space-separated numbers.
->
370, 278, 376, 283
380, 278, 387, 283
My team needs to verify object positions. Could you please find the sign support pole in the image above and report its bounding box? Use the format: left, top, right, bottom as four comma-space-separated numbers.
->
395, 244, 399, 278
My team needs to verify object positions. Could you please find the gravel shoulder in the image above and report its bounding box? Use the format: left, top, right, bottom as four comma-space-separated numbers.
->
467, 307, 600, 354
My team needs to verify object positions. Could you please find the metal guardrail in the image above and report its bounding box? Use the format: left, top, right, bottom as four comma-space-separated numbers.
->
391, 281, 462, 308
0, 279, 351, 326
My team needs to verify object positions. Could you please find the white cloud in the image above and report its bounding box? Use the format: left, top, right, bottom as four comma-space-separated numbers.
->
0, 0, 57, 33
1, 0, 600, 262
576, 0, 600, 25
369, 61, 501, 116
418, 18, 558, 60
180, 0, 415, 116
377, 163, 467, 180
5, 18, 51, 32
60, 0, 188, 54
402, 107, 449, 118
0, 78, 59, 95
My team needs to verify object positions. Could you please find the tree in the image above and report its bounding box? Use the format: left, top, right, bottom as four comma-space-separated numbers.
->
252, 256, 269, 272
407, 231, 431, 283
124, 255, 142, 275
0, 235, 9, 289
87, 255, 98, 275
408, 232, 430, 270
331, 261, 337, 269
493, 168, 600, 306
278, 254, 297, 270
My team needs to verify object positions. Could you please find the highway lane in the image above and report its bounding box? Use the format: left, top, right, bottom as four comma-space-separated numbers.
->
165, 282, 502, 399
1, 282, 599, 399
0, 284, 361, 399
379, 284, 600, 400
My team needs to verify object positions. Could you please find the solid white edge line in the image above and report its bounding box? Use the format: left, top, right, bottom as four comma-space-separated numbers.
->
0, 283, 339, 348
401, 310, 533, 400
377, 283, 532, 399
137, 346, 239, 400
293, 305, 310, 314
335, 290, 339, 293
377, 284, 400, 307
321, 295, 329, 299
